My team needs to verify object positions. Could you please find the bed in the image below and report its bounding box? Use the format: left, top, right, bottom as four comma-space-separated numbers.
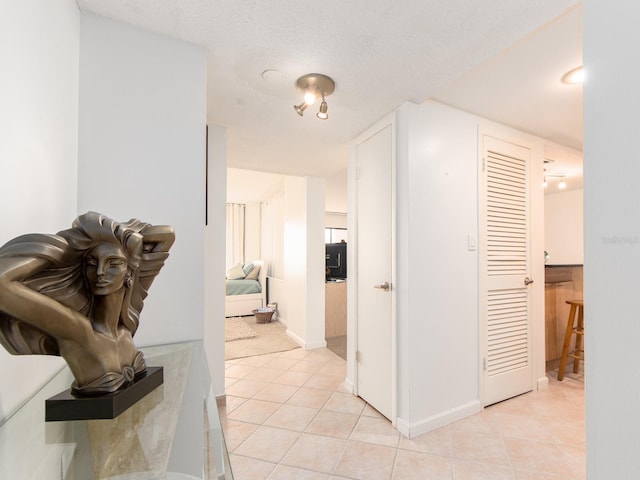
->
224, 260, 268, 317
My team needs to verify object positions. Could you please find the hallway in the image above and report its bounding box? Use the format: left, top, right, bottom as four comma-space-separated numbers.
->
222, 348, 584, 479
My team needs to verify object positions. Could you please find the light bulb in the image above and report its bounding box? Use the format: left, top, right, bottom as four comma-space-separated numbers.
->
561, 66, 584, 84
558, 178, 567, 189
304, 92, 316, 105
543, 177, 548, 188
317, 97, 328, 119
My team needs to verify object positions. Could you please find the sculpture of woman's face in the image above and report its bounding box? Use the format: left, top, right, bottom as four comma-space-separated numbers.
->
85, 243, 129, 296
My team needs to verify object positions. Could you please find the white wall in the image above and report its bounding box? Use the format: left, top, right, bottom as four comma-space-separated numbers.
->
545, 188, 584, 265
364, 101, 546, 437
279, 177, 326, 349
78, 13, 207, 346
0, 0, 79, 422
325, 168, 348, 230
305, 178, 328, 346
395, 102, 482, 434
205, 125, 228, 398
325, 212, 347, 229
584, 3, 640, 477
325, 167, 348, 214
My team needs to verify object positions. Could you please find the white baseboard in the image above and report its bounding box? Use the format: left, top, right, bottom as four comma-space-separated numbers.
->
285, 329, 304, 347
344, 377, 355, 394
395, 417, 412, 437
396, 400, 482, 439
537, 376, 549, 390
305, 340, 328, 349
285, 329, 327, 350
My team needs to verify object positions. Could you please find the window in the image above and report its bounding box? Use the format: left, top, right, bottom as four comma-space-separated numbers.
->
325, 228, 347, 244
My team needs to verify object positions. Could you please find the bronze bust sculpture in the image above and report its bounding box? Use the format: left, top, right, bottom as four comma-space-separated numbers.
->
0, 212, 175, 396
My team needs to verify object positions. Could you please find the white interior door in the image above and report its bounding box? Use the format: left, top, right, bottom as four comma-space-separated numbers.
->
480, 135, 534, 406
355, 124, 393, 420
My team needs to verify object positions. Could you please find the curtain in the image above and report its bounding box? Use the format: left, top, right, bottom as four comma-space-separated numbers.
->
261, 191, 284, 278
226, 203, 245, 268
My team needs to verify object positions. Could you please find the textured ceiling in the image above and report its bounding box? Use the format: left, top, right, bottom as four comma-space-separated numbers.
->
436, 5, 583, 151
76, 0, 580, 179
436, 4, 583, 193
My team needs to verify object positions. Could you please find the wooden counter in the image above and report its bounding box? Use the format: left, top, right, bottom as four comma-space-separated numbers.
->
545, 265, 583, 367
325, 281, 347, 338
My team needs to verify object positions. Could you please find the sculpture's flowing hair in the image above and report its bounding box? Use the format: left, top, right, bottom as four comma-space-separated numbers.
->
58, 212, 146, 335
0, 212, 174, 356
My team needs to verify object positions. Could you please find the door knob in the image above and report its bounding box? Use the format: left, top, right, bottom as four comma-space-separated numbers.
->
524, 277, 534, 286
374, 282, 391, 291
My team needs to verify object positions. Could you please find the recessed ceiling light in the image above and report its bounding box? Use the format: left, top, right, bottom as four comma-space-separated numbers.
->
261, 69, 283, 82
561, 66, 584, 84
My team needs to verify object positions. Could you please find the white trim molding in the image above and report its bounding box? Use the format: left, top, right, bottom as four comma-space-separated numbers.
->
396, 400, 482, 439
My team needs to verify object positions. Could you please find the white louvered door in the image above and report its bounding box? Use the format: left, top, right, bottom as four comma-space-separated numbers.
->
480, 135, 533, 406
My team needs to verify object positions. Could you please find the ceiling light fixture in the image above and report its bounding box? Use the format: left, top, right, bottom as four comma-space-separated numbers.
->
545, 173, 568, 189
294, 102, 308, 116
317, 95, 328, 119
294, 73, 335, 120
561, 66, 584, 84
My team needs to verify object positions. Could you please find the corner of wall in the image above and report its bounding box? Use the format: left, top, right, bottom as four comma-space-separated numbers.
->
398, 400, 482, 439
395, 417, 411, 438
343, 377, 355, 394
285, 327, 327, 350
537, 376, 549, 390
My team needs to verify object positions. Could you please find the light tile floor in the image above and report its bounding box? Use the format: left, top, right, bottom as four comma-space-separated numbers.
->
222, 348, 585, 480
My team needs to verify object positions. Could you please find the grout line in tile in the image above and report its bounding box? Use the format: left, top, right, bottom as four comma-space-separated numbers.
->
387, 441, 400, 480
223, 351, 584, 479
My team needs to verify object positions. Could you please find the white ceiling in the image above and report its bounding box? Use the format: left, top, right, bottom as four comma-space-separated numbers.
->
77, 0, 582, 184
226, 168, 285, 205
435, 4, 583, 193
226, 167, 348, 213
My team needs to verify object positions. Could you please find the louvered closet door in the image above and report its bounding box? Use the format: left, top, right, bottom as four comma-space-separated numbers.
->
480, 135, 533, 406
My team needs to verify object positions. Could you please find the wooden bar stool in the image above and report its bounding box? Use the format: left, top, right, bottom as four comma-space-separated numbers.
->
558, 300, 584, 381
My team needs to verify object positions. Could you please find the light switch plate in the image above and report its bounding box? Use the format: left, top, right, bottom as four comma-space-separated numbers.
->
468, 234, 477, 251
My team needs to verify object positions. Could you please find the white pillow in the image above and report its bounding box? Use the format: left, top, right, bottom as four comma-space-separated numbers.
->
226, 263, 246, 280
245, 264, 261, 280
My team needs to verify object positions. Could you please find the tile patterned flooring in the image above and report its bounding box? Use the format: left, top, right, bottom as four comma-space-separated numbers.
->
222, 347, 585, 480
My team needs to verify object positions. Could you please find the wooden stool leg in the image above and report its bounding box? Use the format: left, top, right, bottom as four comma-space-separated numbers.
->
558, 303, 577, 381
573, 305, 585, 374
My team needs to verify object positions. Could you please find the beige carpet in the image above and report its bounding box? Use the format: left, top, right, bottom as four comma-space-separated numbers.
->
225, 317, 258, 342
225, 317, 300, 360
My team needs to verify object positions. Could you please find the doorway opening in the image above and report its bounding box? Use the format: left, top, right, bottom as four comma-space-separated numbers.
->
324, 169, 349, 360
542, 146, 584, 376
